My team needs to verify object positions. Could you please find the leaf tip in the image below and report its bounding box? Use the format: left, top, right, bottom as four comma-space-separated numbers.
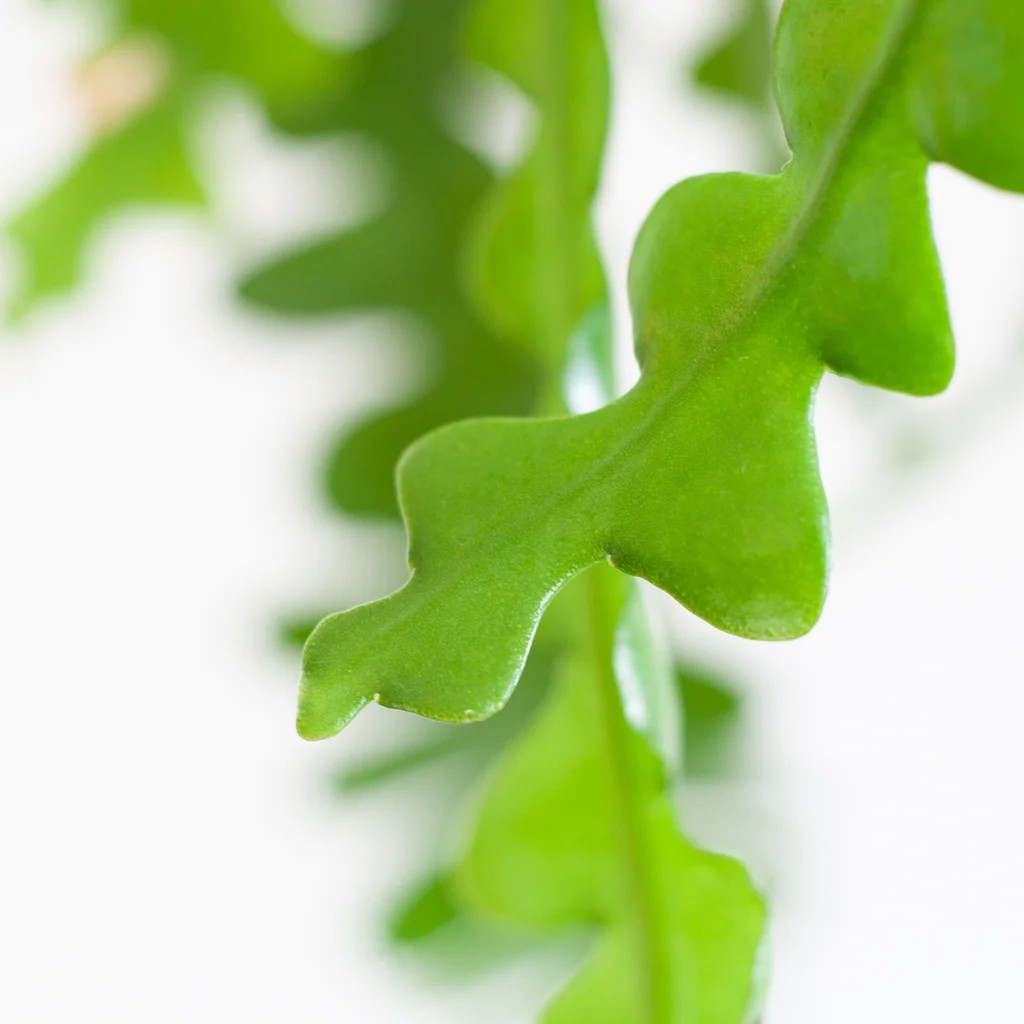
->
295, 676, 367, 741
296, 627, 372, 741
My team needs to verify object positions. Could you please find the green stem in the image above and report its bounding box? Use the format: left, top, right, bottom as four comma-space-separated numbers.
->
534, 5, 672, 1016
585, 570, 673, 1024
536, 0, 584, 410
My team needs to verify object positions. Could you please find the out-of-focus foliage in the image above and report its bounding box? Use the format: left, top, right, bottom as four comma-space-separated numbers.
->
690, 0, 784, 169
455, 569, 766, 1022
329, 657, 744, 797
296, 0, 606, 737
330, 647, 554, 796
3, 0, 346, 323
693, 0, 773, 110
299, 0, 1024, 741
89, 0, 344, 119
5, 89, 202, 324
331, 641, 748, 976
677, 665, 743, 780
460, 0, 609, 390
239, 0, 538, 518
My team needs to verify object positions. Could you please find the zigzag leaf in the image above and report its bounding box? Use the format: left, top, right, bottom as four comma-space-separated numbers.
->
299, 0, 1024, 739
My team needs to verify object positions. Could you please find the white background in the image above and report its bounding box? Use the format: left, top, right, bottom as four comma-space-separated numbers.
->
2, 1, 1024, 1020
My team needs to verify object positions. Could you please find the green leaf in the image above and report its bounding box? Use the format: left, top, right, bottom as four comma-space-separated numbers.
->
689, 0, 786, 170
389, 872, 462, 944
327, 651, 748, 795
461, 0, 610, 382
238, 0, 539, 519
387, 869, 545, 977
95, 0, 346, 121
298, 0, 1024, 740
693, 0, 774, 109
277, 611, 327, 650
676, 665, 744, 780
5, 0, 346, 322
332, 734, 468, 794
5, 94, 202, 324
454, 568, 766, 1022
331, 644, 555, 793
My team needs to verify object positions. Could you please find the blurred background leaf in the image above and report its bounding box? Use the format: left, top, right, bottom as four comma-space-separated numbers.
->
238, 0, 539, 519
692, 0, 772, 109
5, 87, 201, 323
3, 0, 349, 324
689, 0, 784, 169
452, 570, 766, 1022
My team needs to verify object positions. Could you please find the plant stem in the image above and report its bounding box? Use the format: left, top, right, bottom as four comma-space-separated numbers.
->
585, 569, 673, 1024
534, 5, 673, 1014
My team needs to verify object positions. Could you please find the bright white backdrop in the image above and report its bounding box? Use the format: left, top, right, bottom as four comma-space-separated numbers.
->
2, 2, 1024, 1021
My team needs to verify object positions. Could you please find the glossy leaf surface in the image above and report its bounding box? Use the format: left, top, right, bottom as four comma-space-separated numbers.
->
299, 0, 1024, 740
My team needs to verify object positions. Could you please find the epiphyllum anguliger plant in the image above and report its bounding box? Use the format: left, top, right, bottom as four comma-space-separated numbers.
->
296, 0, 1024, 1019
6, 0, 1024, 1020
